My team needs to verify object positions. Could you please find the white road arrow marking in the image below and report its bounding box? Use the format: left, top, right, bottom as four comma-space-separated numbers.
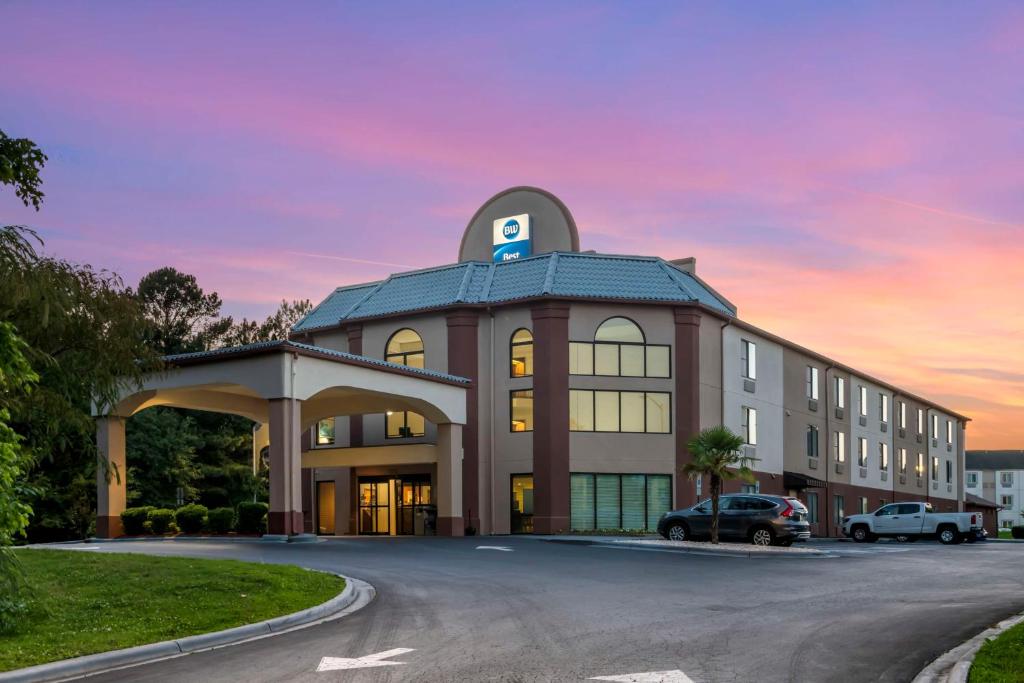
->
316, 648, 415, 672
590, 670, 695, 682
475, 545, 513, 551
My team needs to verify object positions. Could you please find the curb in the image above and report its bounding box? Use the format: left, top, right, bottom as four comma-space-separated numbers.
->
541, 537, 833, 559
912, 611, 1024, 683
0, 574, 374, 683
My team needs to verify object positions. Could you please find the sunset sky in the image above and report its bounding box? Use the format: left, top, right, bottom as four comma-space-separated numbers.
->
1, 3, 1021, 448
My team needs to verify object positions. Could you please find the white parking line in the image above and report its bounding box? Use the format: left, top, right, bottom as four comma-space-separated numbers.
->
591, 670, 695, 682
316, 648, 415, 672
475, 545, 513, 552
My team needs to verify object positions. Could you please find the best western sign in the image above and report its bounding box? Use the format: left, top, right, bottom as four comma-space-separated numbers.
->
492, 214, 531, 262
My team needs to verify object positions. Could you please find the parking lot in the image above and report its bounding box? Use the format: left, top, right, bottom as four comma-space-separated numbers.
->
58, 534, 1023, 683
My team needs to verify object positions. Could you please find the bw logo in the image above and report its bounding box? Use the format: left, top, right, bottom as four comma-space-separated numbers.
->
502, 219, 520, 240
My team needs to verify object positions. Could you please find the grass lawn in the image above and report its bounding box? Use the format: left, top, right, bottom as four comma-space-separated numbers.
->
0, 549, 345, 672
970, 620, 1024, 682
998, 529, 1013, 539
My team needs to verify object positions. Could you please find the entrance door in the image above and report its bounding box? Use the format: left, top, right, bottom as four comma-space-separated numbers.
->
317, 481, 336, 535
511, 475, 534, 534
358, 480, 390, 535
395, 476, 433, 535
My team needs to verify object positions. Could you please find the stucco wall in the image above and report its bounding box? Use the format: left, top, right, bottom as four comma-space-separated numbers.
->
722, 325, 784, 475
849, 374, 895, 495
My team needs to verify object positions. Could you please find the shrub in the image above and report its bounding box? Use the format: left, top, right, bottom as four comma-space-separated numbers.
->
1012, 526, 1024, 540
199, 487, 230, 509
121, 507, 155, 535
147, 508, 175, 535
174, 504, 208, 534
236, 501, 268, 534
207, 507, 235, 534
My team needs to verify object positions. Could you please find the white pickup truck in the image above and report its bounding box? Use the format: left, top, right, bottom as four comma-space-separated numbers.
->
842, 502, 983, 545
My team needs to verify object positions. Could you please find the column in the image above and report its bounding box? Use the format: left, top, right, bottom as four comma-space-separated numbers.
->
268, 398, 303, 536
446, 309, 480, 533
96, 416, 127, 538
531, 302, 570, 534
436, 422, 464, 536
347, 325, 364, 447
674, 309, 702, 509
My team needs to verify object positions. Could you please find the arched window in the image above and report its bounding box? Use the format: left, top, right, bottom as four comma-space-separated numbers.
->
595, 317, 645, 344
384, 329, 425, 437
385, 328, 424, 368
510, 328, 533, 377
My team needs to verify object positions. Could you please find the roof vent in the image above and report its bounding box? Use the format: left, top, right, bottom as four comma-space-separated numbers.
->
671, 257, 696, 274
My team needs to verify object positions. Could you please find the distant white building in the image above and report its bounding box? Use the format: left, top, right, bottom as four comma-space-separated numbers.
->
965, 451, 1023, 530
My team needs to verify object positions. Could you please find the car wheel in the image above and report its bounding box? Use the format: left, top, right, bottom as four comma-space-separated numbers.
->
666, 522, 689, 542
938, 527, 960, 545
851, 525, 872, 543
750, 526, 775, 546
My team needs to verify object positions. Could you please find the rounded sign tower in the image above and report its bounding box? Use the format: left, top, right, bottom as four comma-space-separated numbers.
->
458, 186, 580, 263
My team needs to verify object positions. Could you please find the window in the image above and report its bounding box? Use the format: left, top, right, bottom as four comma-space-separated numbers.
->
385, 329, 426, 438
835, 495, 845, 522
917, 408, 924, 434
740, 482, 760, 494
835, 377, 845, 409
1001, 494, 1013, 508
916, 453, 924, 477
932, 414, 939, 439
879, 443, 889, 471
806, 425, 819, 458
1001, 472, 1014, 488
945, 460, 952, 483
879, 393, 889, 423
510, 390, 534, 432
931, 456, 939, 480
569, 390, 671, 433
945, 420, 953, 444
899, 402, 907, 429
806, 366, 819, 400
966, 472, 978, 487
899, 448, 907, 474
316, 417, 336, 446
510, 475, 534, 534
859, 386, 868, 417
742, 407, 757, 445
858, 438, 868, 467
570, 473, 671, 531
570, 318, 670, 378
1003, 519, 1014, 529
859, 497, 869, 514
510, 329, 533, 377
741, 339, 757, 380
833, 431, 845, 463
806, 492, 819, 523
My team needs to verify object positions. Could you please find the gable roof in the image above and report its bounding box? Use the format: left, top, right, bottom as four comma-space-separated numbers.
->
966, 451, 1024, 471
292, 252, 736, 332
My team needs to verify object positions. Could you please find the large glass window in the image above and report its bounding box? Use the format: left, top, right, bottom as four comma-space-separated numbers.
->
570, 473, 672, 531
570, 317, 669, 378
385, 329, 425, 438
510, 329, 533, 377
569, 390, 671, 434
510, 389, 534, 432
316, 417, 335, 446
741, 339, 757, 380
510, 475, 534, 534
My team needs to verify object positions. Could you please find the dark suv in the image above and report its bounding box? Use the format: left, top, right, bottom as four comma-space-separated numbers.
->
657, 494, 811, 546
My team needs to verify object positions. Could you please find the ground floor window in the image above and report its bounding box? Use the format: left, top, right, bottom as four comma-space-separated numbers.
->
805, 492, 819, 523
570, 473, 671, 531
511, 474, 534, 534
834, 495, 845, 523
859, 497, 868, 514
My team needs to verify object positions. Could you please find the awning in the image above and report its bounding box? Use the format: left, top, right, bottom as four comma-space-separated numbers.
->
965, 492, 1002, 510
783, 471, 827, 490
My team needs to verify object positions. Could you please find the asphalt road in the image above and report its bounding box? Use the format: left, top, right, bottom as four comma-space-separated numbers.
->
64, 537, 1024, 683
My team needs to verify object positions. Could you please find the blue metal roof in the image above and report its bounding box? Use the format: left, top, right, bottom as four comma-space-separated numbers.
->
293, 252, 736, 332
163, 340, 470, 384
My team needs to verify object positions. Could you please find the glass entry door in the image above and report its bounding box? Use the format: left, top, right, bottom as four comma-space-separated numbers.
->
396, 476, 433, 535
358, 479, 391, 535
511, 475, 534, 534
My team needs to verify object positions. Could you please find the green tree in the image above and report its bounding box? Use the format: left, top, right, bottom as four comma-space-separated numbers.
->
136, 267, 233, 355
223, 299, 312, 346
0, 130, 47, 211
682, 426, 756, 544
126, 408, 202, 508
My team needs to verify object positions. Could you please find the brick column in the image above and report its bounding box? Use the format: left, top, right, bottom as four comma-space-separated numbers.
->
268, 398, 303, 536
447, 309, 480, 533
436, 423, 465, 536
531, 302, 571, 534
96, 416, 127, 538
347, 324, 364, 447
674, 308, 702, 509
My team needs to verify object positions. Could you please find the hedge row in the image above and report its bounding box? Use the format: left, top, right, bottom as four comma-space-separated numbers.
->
120, 502, 268, 535
1012, 525, 1024, 540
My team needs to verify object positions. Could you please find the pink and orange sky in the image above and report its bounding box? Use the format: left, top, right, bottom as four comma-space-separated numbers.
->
1, 3, 1022, 448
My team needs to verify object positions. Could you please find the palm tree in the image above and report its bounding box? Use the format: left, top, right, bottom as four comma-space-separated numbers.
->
682, 426, 758, 544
